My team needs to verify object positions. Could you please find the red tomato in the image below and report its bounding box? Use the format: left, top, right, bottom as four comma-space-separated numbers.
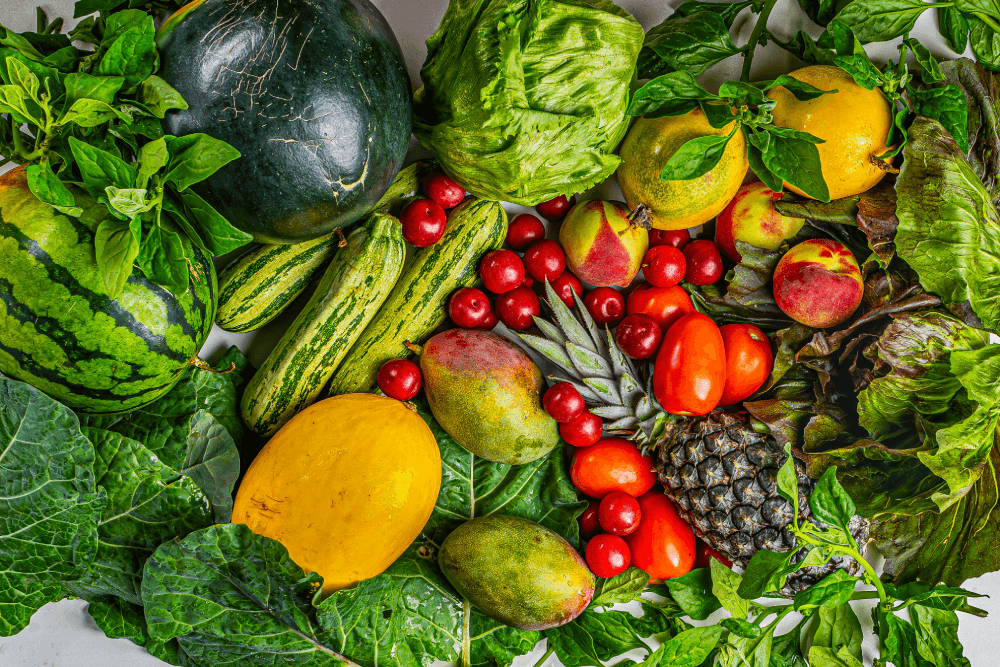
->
693, 539, 733, 570
622, 490, 695, 581
626, 284, 694, 331
570, 438, 657, 499
653, 312, 726, 416
718, 323, 774, 407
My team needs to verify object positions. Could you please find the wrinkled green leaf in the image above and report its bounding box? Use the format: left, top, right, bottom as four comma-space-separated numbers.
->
86, 596, 184, 666
665, 568, 722, 620
940, 59, 1000, 207
813, 602, 863, 661
639, 11, 740, 79
909, 85, 970, 152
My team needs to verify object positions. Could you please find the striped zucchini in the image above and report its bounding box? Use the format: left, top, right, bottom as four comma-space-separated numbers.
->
241, 212, 406, 436
215, 159, 436, 333
327, 199, 507, 396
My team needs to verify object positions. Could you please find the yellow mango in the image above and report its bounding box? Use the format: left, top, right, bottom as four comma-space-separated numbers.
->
232, 393, 441, 593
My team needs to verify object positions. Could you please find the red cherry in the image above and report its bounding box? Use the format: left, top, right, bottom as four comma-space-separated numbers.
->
550, 271, 583, 307
478, 305, 499, 331
615, 313, 663, 360
543, 382, 585, 423
401, 199, 447, 247
586, 534, 631, 579
643, 245, 687, 288
495, 285, 540, 330
521, 275, 535, 289
694, 539, 734, 570
536, 194, 575, 221
599, 491, 642, 536
560, 410, 603, 447
584, 287, 626, 327
422, 173, 466, 209
506, 214, 546, 251
683, 240, 724, 286
377, 359, 422, 401
579, 501, 602, 540
448, 287, 493, 329
649, 228, 691, 250
523, 239, 566, 282
480, 249, 525, 294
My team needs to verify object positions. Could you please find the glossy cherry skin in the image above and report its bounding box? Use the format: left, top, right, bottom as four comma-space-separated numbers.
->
400, 199, 447, 247
480, 249, 525, 294
598, 491, 641, 536
559, 410, 603, 447
495, 285, 540, 330
642, 245, 687, 288
622, 490, 696, 581
550, 271, 584, 307
377, 359, 422, 401
586, 534, 631, 579
506, 214, 546, 250
422, 173, 466, 209
570, 438, 657, 498
649, 228, 691, 250
626, 283, 694, 331
614, 313, 663, 360
718, 323, 774, 407
653, 311, 726, 416
694, 539, 733, 570
584, 287, 627, 327
543, 382, 586, 423
523, 239, 567, 282
448, 287, 493, 329
682, 239, 724, 286
579, 501, 602, 540
536, 194, 575, 220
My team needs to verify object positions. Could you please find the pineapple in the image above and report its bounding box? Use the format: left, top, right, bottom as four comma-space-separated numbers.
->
520, 283, 869, 594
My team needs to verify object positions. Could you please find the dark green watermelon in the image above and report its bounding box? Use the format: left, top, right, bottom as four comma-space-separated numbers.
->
155, 0, 413, 244
0, 167, 216, 414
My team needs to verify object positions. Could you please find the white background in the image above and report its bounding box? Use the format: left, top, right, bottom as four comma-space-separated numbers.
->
1, 0, 999, 665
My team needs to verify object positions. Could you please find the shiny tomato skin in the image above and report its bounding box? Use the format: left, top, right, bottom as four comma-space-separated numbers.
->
718, 323, 774, 407
622, 490, 696, 581
653, 312, 726, 416
626, 284, 694, 331
693, 539, 733, 570
570, 438, 657, 499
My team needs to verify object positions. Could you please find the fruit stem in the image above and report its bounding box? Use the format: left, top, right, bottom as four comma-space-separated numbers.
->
188, 357, 237, 375
461, 599, 473, 667
335, 228, 347, 248
626, 203, 651, 232
531, 645, 555, 667
740, 0, 779, 82
403, 340, 423, 356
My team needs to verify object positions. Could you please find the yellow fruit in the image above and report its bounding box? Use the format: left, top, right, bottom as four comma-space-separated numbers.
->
232, 393, 441, 594
616, 107, 749, 230
769, 65, 894, 200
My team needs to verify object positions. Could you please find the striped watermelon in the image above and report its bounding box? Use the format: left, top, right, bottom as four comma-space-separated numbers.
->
0, 166, 217, 414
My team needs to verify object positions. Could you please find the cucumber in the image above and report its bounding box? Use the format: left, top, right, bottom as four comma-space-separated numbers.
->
241, 212, 406, 436
327, 198, 508, 396
215, 159, 435, 333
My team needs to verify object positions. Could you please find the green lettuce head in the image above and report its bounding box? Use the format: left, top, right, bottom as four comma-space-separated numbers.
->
413, 0, 644, 205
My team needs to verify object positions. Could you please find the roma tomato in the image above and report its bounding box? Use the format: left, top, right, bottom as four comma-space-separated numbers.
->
653, 312, 726, 416
718, 323, 774, 407
693, 539, 733, 570
626, 283, 694, 331
623, 491, 695, 581
570, 438, 657, 499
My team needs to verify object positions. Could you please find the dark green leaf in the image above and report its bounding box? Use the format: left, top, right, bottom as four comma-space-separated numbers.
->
87, 597, 185, 665
909, 84, 970, 152
771, 31, 837, 66
665, 568, 721, 620
776, 444, 800, 506
910, 605, 971, 667
939, 7, 971, 53
546, 609, 650, 667
699, 99, 739, 128
792, 570, 856, 610
139, 74, 187, 118
69, 135, 135, 198
96, 18, 156, 88
660, 129, 736, 181
0, 377, 101, 636
821, 19, 869, 56
905, 38, 946, 83
628, 71, 717, 118
774, 194, 860, 224
762, 131, 831, 201
810, 467, 856, 533
761, 74, 833, 101
176, 188, 253, 255
968, 16, 1000, 72
737, 550, 794, 599
639, 12, 740, 79
940, 59, 1000, 206
591, 567, 650, 607
63, 72, 125, 105
94, 216, 140, 297
163, 133, 241, 192
673, 0, 754, 27
136, 222, 190, 293
830, 0, 933, 43
796, 0, 854, 26
710, 558, 747, 620
25, 162, 82, 216
654, 626, 723, 667
747, 135, 783, 194
137, 136, 168, 188
832, 54, 884, 90
813, 602, 863, 661
175, 411, 240, 523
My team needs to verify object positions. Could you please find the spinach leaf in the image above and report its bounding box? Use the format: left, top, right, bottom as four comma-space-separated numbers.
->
95, 15, 156, 88
807, 646, 864, 666
139, 75, 187, 118
639, 12, 740, 79
664, 568, 722, 620
94, 216, 142, 297
25, 161, 82, 216
163, 134, 241, 193
895, 116, 1000, 331
813, 602, 864, 660
652, 625, 723, 667
659, 129, 736, 180
969, 15, 1000, 72
792, 570, 856, 610
910, 604, 972, 666
830, 0, 932, 43
940, 7, 972, 53
673, 0, 754, 27
710, 558, 748, 620
591, 567, 650, 607
796, 0, 854, 26
544, 610, 649, 667
0, 377, 102, 636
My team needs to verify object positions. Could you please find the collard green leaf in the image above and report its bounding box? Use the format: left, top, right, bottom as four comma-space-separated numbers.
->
813, 602, 863, 661
87, 596, 185, 666
176, 411, 240, 523
665, 568, 721, 620
895, 116, 1000, 331
639, 11, 740, 79
830, 0, 932, 43
0, 377, 101, 636
141, 523, 347, 666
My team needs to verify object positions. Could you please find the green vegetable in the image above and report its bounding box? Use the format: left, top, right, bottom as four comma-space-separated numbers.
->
413, 0, 644, 205
327, 199, 507, 396
241, 213, 406, 437
639, 11, 740, 79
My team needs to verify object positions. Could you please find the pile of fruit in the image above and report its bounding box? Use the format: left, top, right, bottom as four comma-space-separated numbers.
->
2, 0, 1000, 666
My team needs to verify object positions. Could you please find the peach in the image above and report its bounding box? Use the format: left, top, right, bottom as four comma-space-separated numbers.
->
715, 181, 805, 262
559, 200, 649, 287
773, 239, 863, 328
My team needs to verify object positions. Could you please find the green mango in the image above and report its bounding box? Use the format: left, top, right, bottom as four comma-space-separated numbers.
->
439, 515, 594, 630
419, 329, 559, 465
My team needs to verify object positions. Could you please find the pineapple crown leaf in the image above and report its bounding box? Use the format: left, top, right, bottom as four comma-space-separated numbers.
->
533, 317, 568, 346
519, 332, 576, 374
542, 280, 599, 353
547, 374, 602, 403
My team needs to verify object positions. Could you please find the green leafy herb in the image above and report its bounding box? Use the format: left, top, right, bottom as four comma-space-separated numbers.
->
639, 11, 740, 79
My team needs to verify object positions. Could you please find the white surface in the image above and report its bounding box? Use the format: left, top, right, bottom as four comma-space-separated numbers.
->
1, 0, 999, 665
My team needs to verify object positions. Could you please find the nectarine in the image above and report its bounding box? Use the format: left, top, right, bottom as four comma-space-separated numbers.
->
715, 181, 805, 262
773, 239, 863, 328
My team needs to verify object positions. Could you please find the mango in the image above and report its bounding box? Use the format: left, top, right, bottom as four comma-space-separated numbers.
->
439, 515, 595, 630
419, 329, 559, 465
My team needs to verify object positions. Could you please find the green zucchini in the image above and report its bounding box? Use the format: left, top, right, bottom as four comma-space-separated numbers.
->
241, 212, 406, 436
327, 198, 508, 396
215, 159, 435, 333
